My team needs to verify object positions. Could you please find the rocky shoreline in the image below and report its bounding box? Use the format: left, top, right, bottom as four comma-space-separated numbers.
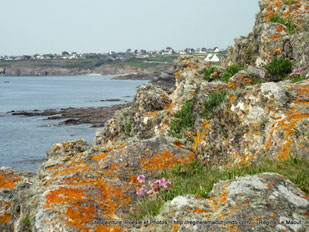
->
7, 102, 131, 128
0, 0, 308, 231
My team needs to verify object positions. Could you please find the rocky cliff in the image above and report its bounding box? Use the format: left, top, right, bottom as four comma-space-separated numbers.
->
1, 0, 309, 231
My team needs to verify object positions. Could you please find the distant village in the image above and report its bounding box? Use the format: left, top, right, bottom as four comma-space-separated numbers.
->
0, 47, 227, 63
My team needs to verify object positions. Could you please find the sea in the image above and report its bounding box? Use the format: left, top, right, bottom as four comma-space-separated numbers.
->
0, 76, 148, 172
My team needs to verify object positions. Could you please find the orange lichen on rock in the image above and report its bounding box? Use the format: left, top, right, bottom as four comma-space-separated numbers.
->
144, 111, 158, 117
278, 140, 293, 160
172, 224, 179, 232
139, 149, 195, 172
0, 171, 22, 190
91, 152, 110, 161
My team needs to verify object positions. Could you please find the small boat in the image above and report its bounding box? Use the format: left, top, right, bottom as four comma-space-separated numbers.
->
4, 81, 9, 83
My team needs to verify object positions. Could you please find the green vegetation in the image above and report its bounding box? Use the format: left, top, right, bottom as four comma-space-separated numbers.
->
265, 57, 293, 81
250, 76, 265, 85
0, 55, 178, 70
269, 14, 297, 34
290, 75, 306, 83
22, 214, 31, 226
129, 156, 309, 220
124, 123, 132, 136
170, 100, 194, 138
202, 64, 244, 82
202, 66, 221, 81
221, 64, 244, 82
202, 90, 227, 120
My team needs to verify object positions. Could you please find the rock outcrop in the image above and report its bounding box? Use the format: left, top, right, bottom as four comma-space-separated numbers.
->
1, 0, 309, 231
225, 0, 309, 76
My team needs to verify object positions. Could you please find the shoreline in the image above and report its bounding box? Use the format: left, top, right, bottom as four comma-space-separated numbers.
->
7, 102, 131, 128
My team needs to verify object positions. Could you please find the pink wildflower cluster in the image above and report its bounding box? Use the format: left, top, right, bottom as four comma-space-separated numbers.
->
289, 67, 302, 77
136, 175, 171, 196
228, 138, 248, 153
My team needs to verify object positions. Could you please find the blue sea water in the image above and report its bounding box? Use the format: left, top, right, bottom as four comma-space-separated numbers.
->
0, 76, 147, 172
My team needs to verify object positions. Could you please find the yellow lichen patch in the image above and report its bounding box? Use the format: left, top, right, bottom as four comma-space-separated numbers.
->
172, 224, 179, 232
193, 208, 209, 213
278, 140, 293, 160
0, 212, 13, 224
0, 171, 22, 190
229, 95, 235, 102
0, 201, 13, 224
139, 149, 195, 172
44, 177, 131, 231
144, 111, 158, 117
192, 130, 207, 151
95, 225, 121, 232
164, 103, 174, 111
52, 163, 90, 178
91, 152, 110, 161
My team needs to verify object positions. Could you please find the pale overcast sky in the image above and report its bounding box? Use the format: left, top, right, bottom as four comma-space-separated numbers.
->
0, 0, 260, 55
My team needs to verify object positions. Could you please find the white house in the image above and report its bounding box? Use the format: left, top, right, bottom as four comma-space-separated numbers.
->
204, 54, 220, 62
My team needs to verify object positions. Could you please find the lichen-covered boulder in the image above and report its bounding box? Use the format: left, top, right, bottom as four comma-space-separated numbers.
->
193, 79, 309, 166
0, 167, 34, 232
137, 173, 309, 232
93, 83, 172, 150
29, 137, 195, 232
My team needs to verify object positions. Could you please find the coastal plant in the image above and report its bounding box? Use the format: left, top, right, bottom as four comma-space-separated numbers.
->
129, 155, 309, 220
288, 67, 306, 83
220, 64, 244, 82
131, 175, 172, 219
202, 66, 221, 81
170, 100, 194, 138
202, 90, 227, 120
269, 14, 297, 34
202, 64, 244, 82
22, 214, 31, 227
124, 123, 132, 135
265, 57, 293, 81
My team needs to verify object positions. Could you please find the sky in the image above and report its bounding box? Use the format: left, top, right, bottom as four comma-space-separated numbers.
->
0, 0, 260, 56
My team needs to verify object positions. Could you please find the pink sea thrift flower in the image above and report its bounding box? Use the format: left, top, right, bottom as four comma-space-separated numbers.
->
233, 148, 239, 153
136, 187, 145, 196
148, 180, 154, 187
154, 180, 161, 185
241, 139, 247, 144
229, 138, 235, 143
137, 175, 145, 183
298, 67, 302, 72
147, 189, 154, 195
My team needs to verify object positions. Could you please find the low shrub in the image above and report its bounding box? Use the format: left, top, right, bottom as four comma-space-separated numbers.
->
202, 65, 244, 82
203, 90, 227, 120
265, 57, 293, 81
202, 66, 221, 81
170, 100, 194, 138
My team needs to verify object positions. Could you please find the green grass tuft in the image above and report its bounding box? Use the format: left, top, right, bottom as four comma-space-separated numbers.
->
170, 100, 194, 138
22, 214, 31, 226
124, 123, 132, 135
265, 57, 293, 81
269, 14, 297, 34
202, 90, 227, 120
